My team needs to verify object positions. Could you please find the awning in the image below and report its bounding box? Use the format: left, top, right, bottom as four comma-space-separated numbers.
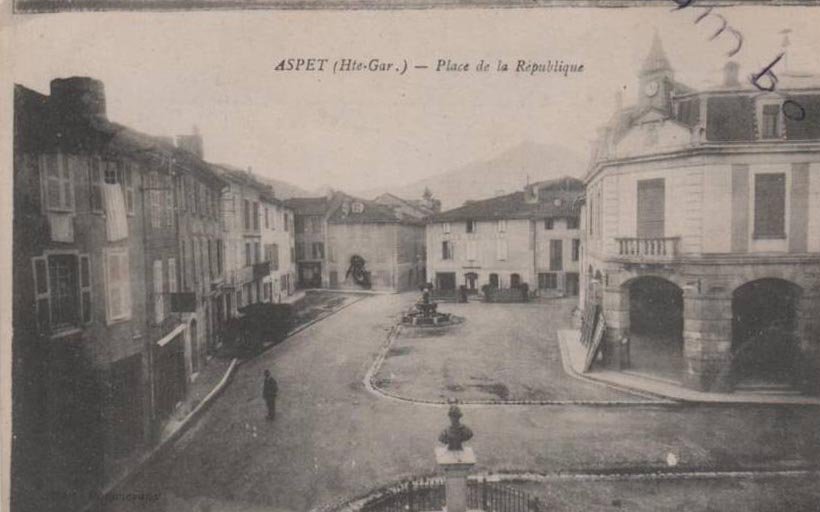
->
156, 323, 187, 347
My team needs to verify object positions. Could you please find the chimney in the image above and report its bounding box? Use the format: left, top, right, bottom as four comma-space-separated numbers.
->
176, 126, 204, 159
723, 61, 740, 87
50, 77, 107, 122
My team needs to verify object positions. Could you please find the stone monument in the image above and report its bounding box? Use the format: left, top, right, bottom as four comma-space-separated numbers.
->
435, 404, 475, 512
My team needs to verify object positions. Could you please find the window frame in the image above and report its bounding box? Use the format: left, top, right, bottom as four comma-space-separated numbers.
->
104, 247, 132, 324
40, 153, 75, 214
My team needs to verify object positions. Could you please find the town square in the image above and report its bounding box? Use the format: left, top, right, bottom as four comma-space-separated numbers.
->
6, 4, 820, 512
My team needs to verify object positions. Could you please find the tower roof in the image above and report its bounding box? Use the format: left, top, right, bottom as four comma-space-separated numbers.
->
641, 32, 673, 75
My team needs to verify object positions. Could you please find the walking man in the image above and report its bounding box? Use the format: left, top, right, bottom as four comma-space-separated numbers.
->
263, 369, 278, 420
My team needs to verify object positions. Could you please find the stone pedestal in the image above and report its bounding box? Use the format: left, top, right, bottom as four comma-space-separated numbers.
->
435, 446, 476, 512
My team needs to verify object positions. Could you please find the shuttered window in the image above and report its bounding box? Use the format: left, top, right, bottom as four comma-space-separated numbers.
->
761, 104, 781, 139
89, 157, 104, 213
105, 249, 132, 323
550, 240, 563, 271
41, 153, 74, 213
496, 239, 508, 261
753, 173, 786, 239
32, 253, 90, 332
637, 179, 665, 239
153, 260, 164, 324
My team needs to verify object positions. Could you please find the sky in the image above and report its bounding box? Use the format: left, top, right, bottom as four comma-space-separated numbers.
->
10, 6, 820, 193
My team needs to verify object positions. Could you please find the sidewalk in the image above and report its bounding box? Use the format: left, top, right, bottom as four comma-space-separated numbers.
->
558, 329, 820, 406
90, 291, 363, 511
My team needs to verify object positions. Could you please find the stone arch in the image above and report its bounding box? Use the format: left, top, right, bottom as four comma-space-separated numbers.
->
730, 278, 803, 387
621, 275, 685, 380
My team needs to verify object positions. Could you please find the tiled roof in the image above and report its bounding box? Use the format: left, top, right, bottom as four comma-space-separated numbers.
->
283, 196, 330, 216
427, 185, 583, 223
328, 193, 422, 225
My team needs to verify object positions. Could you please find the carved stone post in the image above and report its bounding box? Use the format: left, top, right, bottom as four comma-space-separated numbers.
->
435, 405, 475, 512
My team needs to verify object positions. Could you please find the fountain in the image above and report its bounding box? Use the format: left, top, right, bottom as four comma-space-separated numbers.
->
402, 286, 456, 327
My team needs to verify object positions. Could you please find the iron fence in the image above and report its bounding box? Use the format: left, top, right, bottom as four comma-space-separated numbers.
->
360, 478, 543, 512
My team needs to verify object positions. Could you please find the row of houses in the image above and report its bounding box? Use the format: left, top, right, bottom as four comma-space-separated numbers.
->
12, 77, 298, 511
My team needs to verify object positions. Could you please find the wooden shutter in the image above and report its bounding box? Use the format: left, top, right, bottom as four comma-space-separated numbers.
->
107, 250, 131, 322
32, 256, 50, 331
168, 258, 178, 293
80, 254, 92, 324
153, 260, 164, 324
637, 179, 665, 239
89, 157, 103, 213
61, 154, 74, 211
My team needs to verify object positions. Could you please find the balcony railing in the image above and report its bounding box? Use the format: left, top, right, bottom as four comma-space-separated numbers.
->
615, 237, 680, 261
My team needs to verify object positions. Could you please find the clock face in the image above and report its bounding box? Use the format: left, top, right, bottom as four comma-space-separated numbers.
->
645, 81, 659, 97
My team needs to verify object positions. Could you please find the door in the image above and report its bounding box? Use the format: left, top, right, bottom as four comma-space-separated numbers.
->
329, 270, 338, 288
435, 272, 456, 290
109, 354, 144, 457
510, 273, 521, 288
566, 272, 580, 296
465, 272, 478, 293
549, 240, 563, 271
637, 178, 665, 238
489, 273, 499, 288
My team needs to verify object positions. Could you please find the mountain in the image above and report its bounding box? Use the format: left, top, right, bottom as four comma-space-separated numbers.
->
353, 141, 586, 210
253, 176, 313, 200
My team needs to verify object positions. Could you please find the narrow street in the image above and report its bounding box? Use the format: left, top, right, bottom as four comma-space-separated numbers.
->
113, 294, 820, 512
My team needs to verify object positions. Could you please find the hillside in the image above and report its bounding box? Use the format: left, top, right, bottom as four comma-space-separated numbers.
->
353, 141, 586, 210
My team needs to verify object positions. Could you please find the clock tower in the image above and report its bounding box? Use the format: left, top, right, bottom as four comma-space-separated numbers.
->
638, 33, 675, 116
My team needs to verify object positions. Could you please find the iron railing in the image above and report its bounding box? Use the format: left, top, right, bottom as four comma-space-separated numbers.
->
360, 478, 543, 512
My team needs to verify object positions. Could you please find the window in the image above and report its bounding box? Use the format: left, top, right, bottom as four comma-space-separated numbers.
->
255, 242, 261, 264
265, 207, 269, 229
496, 239, 508, 261
253, 202, 260, 231
567, 217, 579, 230
207, 240, 214, 279
295, 216, 304, 234
441, 241, 453, 260
153, 260, 164, 324
105, 249, 132, 323
311, 216, 322, 233
442, 222, 451, 234
41, 153, 74, 213
466, 220, 475, 233
245, 242, 252, 267
572, 239, 581, 262
149, 173, 163, 229
637, 178, 665, 238
312, 242, 324, 259
236, 289, 243, 309
216, 240, 223, 276
550, 239, 563, 271
544, 218, 554, 230
244, 200, 251, 230
181, 242, 188, 291
92, 159, 131, 214
497, 220, 506, 233
164, 176, 174, 228
168, 258, 177, 293
753, 173, 786, 239
32, 253, 91, 332
539, 273, 558, 290
295, 243, 304, 260
284, 213, 289, 232
761, 104, 781, 139
466, 240, 478, 261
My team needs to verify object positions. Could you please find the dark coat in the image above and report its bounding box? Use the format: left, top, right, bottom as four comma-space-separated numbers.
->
263, 376, 278, 401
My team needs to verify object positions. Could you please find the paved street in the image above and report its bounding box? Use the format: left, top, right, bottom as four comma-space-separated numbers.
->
112, 293, 820, 512
375, 299, 644, 402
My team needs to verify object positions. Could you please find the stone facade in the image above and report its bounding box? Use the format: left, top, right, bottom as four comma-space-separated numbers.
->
582, 37, 820, 393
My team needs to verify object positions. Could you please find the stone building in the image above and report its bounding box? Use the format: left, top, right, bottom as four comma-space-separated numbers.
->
581, 35, 820, 394
426, 177, 583, 297
170, 132, 228, 385
260, 192, 297, 302
12, 77, 160, 510
219, 167, 276, 314
287, 191, 427, 292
